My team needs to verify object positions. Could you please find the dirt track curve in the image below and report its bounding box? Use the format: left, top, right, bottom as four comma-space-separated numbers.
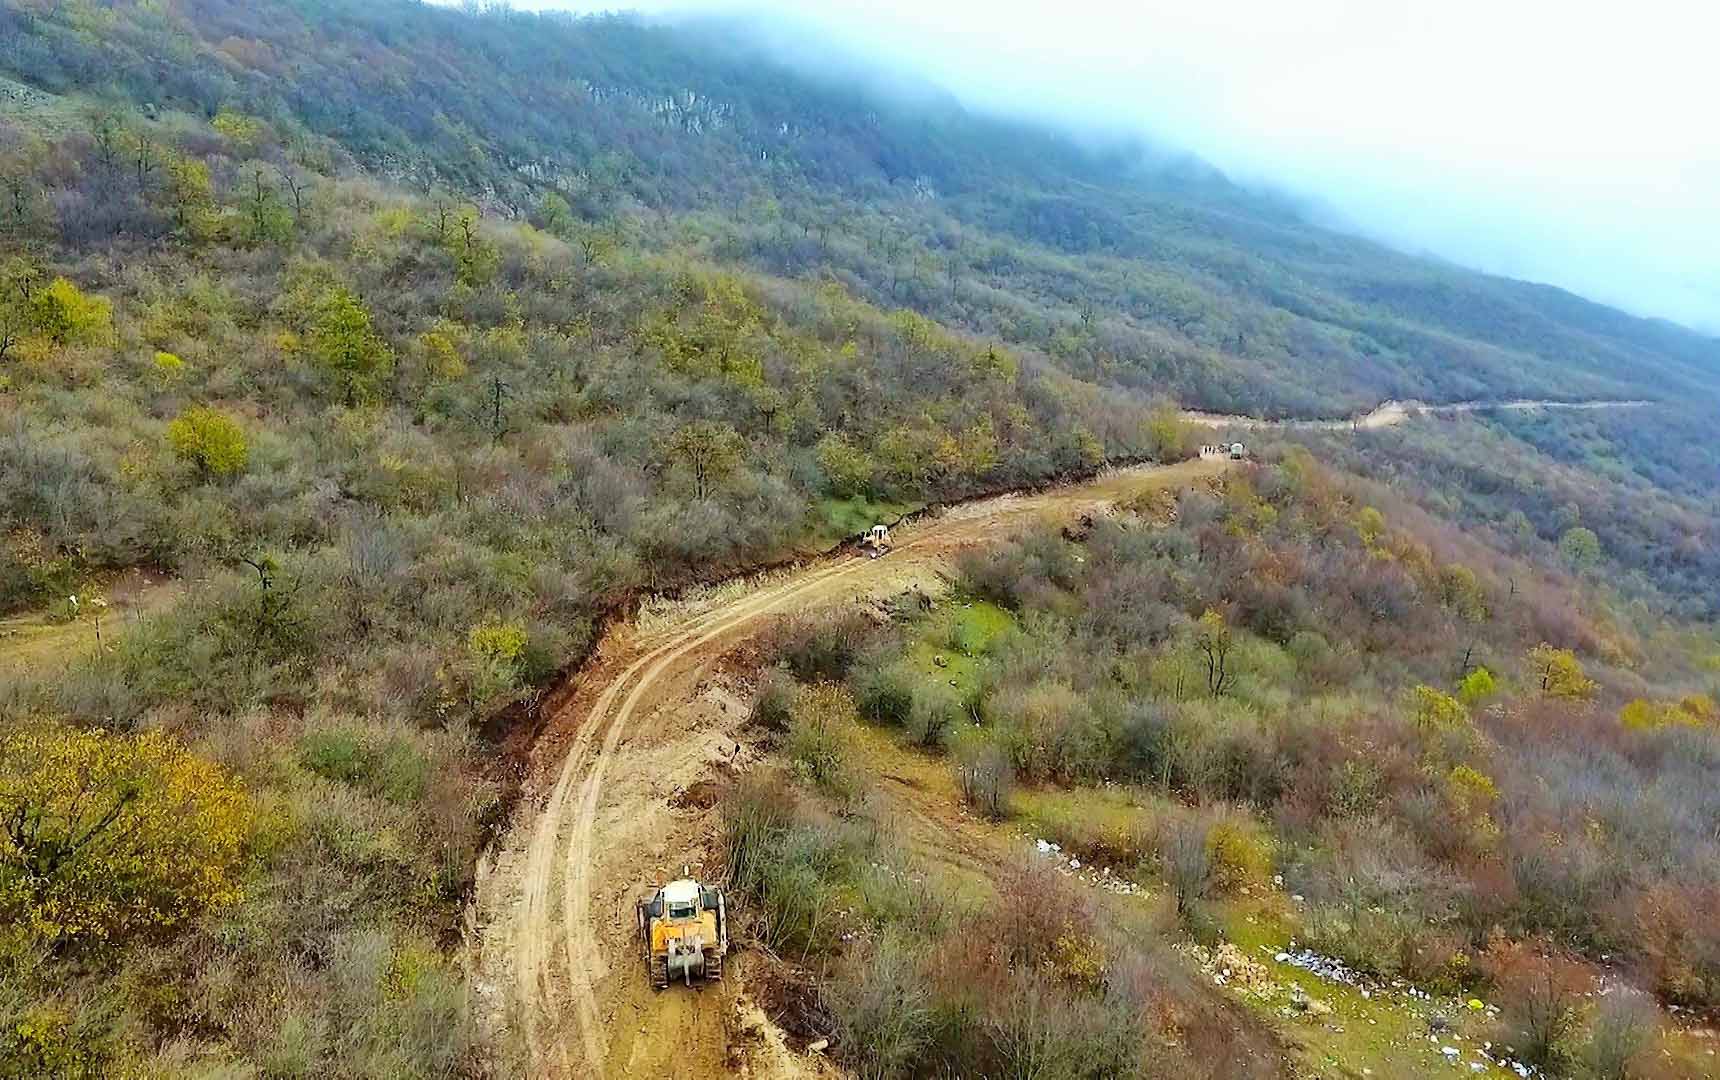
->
469, 396, 1656, 1076
1182, 396, 1649, 432
470, 458, 1223, 1078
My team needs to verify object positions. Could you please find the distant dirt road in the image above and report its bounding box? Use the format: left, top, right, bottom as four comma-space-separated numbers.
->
1182, 397, 1650, 433
469, 458, 1222, 1078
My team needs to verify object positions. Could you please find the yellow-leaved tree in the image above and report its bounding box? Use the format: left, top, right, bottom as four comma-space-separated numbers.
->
1527, 643, 1597, 701
30, 276, 112, 347
166, 404, 248, 479
0, 724, 251, 942
1411, 685, 1471, 732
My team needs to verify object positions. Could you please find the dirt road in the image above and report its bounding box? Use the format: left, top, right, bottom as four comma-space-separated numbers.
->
470, 458, 1222, 1078
1181, 396, 1649, 433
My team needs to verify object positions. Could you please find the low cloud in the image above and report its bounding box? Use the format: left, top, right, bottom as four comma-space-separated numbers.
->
515, 0, 1720, 331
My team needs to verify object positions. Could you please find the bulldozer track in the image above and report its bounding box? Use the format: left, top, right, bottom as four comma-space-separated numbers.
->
478, 458, 1224, 1078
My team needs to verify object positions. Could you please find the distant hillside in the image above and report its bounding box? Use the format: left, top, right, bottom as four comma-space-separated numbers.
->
4, 0, 1716, 419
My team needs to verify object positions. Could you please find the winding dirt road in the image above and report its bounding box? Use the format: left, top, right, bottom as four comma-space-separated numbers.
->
470, 458, 1222, 1078
1181, 396, 1649, 432
468, 395, 1658, 1076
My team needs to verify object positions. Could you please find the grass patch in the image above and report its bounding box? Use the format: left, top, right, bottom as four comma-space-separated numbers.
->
299, 727, 430, 805
1014, 785, 1167, 867
904, 599, 1013, 698
808, 494, 922, 552
1215, 899, 1521, 1079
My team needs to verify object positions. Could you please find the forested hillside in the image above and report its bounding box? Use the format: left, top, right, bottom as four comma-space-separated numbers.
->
4, 0, 1717, 418
0, 1, 1716, 1077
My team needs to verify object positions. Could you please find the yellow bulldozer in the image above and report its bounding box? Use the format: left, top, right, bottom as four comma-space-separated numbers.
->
636, 871, 728, 989
861, 523, 892, 558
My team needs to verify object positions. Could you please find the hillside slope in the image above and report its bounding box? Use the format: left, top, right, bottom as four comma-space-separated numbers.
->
3, 0, 1716, 418
1, 3, 1718, 1078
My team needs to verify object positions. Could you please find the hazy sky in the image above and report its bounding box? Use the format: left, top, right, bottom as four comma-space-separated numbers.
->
511, 1, 1720, 331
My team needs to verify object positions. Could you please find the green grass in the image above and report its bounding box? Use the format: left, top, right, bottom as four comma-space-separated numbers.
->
809, 494, 922, 552
1215, 900, 1517, 1079
1013, 785, 1167, 866
0, 75, 88, 137
904, 599, 1013, 697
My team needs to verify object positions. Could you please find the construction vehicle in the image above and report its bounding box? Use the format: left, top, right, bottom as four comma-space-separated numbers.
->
636, 870, 728, 989
861, 523, 892, 558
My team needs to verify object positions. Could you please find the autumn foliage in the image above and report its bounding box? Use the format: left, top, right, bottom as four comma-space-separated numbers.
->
0, 724, 251, 942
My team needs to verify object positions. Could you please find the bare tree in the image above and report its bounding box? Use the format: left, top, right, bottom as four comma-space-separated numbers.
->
277, 164, 311, 224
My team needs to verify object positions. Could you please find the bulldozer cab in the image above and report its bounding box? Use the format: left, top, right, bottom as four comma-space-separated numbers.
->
663, 881, 699, 919
637, 874, 727, 989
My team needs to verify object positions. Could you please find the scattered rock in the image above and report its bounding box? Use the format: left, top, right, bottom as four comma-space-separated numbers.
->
807, 1038, 829, 1054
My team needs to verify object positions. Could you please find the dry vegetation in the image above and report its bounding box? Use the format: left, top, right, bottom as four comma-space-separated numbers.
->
739, 459, 1720, 1078
0, 2, 1715, 1076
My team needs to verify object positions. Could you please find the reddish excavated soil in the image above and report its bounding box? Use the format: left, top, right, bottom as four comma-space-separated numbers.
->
468, 458, 1223, 1078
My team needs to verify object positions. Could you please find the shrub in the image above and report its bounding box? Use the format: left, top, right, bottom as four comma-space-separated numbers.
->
1163, 818, 1212, 917
1204, 811, 1273, 894
151, 350, 185, 380
1632, 884, 1720, 1009
1481, 937, 1589, 1070
773, 608, 879, 683
719, 776, 862, 956
784, 684, 855, 796
166, 405, 249, 479
30, 277, 112, 346
951, 729, 1014, 820
1410, 684, 1469, 733
463, 616, 527, 705
827, 931, 933, 1080
299, 727, 429, 806
1457, 666, 1497, 705
854, 660, 916, 727
1577, 991, 1659, 1080
907, 681, 965, 749
0, 723, 250, 943
309, 287, 394, 406
750, 666, 798, 733
1446, 764, 1499, 813
815, 433, 876, 498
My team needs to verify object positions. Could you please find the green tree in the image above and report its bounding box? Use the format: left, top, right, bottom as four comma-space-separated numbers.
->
815, 433, 876, 497
1144, 403, 1192, 462
662, 420, 744, 500
309, 287, 394, 405
1438, 564, 1489, 622
1457, 666, 1497, 706
1355, 506, 1387, 549
163, 154, 215, 236
241, 164, 294, 245
1527, 643, 1596, 701
537, 190, 574, 236
0, 258, 41, 363
211, 107, 265, 151
447, 207, 499, 286
166, 405, 249, 479
1558, 526, 1601, 570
